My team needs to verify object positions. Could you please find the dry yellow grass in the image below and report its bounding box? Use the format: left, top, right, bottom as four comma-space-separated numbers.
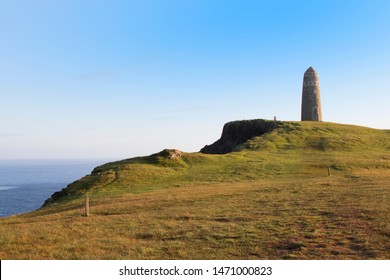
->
0, 171, 389, 259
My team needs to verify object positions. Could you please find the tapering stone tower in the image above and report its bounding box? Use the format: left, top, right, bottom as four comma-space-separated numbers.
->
301, 66, 322, 121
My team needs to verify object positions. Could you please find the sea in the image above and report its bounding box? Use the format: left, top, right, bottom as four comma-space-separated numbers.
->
0, 159, 110, 217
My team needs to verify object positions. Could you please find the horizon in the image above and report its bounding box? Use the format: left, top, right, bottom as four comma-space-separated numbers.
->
0, 120, 389, 162
0, 119, 387, 161
1, 0, 389, 160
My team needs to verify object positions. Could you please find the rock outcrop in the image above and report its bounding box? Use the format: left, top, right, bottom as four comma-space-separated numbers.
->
163, 149, 182, 159
200, 119, 280, 154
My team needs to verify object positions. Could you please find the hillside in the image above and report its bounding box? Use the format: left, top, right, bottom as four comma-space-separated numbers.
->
0, 120, 389, 259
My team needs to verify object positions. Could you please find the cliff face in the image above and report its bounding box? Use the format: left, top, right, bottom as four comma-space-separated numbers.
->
200, 119, 280, 154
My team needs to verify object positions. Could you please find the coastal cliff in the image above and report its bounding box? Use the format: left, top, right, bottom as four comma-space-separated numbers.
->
200, 119, 280, 154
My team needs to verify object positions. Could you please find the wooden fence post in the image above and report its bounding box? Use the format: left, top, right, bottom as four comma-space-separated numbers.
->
328, 167, 331, 176
85, 192, 90, 217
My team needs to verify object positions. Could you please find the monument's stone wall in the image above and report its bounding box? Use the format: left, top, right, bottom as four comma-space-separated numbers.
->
301, 66, 322, 121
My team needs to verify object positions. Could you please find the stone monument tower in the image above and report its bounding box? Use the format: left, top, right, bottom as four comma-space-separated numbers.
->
301, 66, 322, 121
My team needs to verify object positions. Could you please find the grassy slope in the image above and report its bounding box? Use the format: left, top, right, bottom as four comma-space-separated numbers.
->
0, 121, 389, 259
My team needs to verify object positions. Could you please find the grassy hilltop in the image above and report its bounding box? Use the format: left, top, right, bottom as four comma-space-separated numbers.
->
0, 120, 389, 259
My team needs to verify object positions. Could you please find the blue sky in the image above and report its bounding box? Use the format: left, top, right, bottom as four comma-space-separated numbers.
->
1, 0, 389, 159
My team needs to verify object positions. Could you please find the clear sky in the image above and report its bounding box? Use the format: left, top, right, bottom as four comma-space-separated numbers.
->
1, 0, 389, 160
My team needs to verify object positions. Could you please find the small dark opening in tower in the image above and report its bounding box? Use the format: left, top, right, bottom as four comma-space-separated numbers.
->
313, 107, 319, 121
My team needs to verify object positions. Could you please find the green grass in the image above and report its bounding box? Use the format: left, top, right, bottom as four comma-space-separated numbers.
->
0, 121, 389, 259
